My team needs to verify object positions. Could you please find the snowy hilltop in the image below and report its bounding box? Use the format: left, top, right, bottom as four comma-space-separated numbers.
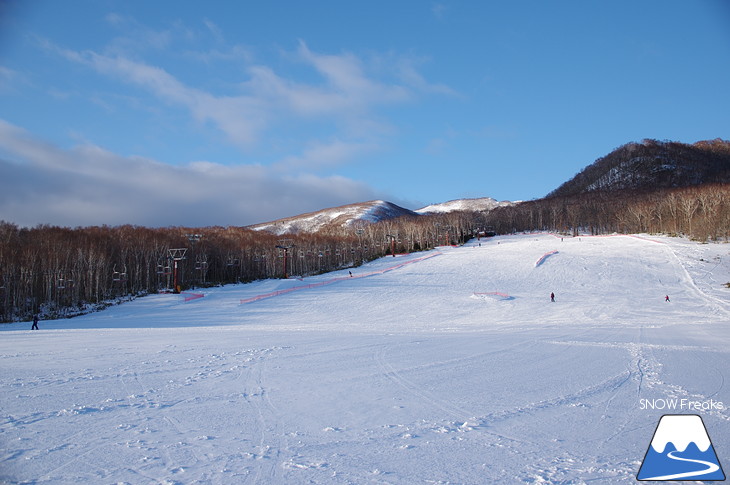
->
248, 200, 418, 235
415, 197, 514, 214
249, 198, 511, 235
549, 138, 730, 197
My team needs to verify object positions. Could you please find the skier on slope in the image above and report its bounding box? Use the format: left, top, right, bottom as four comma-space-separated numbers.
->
550, 292, 555, 303
31, 314, 39, 330
665, 295, 670, 302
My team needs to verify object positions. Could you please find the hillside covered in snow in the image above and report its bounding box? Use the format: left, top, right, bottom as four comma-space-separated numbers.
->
248, 200, 418, 235
2, 233, 729, 483
416, 197, 514, 214
250, 198, 513, 235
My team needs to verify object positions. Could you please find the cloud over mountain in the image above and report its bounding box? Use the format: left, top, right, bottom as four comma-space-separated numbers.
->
0, 120, 381, 228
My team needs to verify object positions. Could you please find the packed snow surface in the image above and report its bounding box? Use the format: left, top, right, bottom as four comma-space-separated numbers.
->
2, 234, 729, 484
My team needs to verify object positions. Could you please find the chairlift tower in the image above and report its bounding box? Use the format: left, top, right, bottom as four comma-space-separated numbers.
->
168, 248, 187, 293
385, 234, 397, 257
276, 239, 294, 278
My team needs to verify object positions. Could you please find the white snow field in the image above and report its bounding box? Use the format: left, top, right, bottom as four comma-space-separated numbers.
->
2, 233, 729, 484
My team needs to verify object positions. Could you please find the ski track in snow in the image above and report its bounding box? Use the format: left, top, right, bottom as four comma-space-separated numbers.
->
1, 233, 729, 484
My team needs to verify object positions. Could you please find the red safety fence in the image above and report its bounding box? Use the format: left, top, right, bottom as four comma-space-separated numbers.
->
181, 292, 205, 302
240, 252, 441, 305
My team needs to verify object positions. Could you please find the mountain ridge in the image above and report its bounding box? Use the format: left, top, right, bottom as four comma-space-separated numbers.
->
248, 197, 517, 235
250, 138, 730, 236
415, 197, 514, 214
248, 200, 419, 235
549, 138, 730, 198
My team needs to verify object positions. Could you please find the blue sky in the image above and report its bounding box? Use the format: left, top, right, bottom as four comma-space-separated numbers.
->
1, 1, 729, 227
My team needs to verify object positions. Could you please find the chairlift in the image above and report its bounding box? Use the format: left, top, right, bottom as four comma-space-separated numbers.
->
156, 263, 172, 275
112, 264, 128, 283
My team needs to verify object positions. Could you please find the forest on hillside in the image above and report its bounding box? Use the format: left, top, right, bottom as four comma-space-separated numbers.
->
549, 138, 730, 197
0, 212, 476, 322
2, 182, 730, 323
488, 183, 730, 240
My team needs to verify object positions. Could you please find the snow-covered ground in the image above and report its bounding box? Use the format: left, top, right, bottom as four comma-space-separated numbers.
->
2, 234, 729, 484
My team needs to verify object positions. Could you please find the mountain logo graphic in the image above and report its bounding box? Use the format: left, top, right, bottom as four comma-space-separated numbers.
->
637, 414, 726, 481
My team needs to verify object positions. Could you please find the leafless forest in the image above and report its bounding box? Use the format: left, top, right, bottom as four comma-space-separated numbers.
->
2, 182, 730, 323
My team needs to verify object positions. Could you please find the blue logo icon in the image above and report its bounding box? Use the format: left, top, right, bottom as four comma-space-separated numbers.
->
638, 414, 725, 481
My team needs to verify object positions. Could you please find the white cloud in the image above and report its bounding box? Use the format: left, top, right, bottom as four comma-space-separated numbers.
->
0, 120, 381, 228
396, 61, 459, 97
48, 36, 455, 150
15, 27, 457, 226
296, 40, 411, 107
275, 139, 377, 171
62, 49, 268, 147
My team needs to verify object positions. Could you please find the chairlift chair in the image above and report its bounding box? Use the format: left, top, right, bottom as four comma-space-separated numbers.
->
112, 264, 128, 283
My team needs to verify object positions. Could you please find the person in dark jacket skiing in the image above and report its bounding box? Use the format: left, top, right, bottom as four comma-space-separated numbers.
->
31, 314, 39, 330
665, 295, 670, 302
550, 292, 555, 302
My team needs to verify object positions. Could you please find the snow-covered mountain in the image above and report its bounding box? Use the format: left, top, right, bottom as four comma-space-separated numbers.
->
250, 197, 513, 235
416, 197, 514, 214
249, 200, 418, 235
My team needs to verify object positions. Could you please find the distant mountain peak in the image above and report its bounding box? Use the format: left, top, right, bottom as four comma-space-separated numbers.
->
248, 197, 510, 235
248, 200, 417, 235
416, 197, 514, 214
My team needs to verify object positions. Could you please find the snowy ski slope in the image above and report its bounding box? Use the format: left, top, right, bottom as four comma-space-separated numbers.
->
1, 233, 729, 484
